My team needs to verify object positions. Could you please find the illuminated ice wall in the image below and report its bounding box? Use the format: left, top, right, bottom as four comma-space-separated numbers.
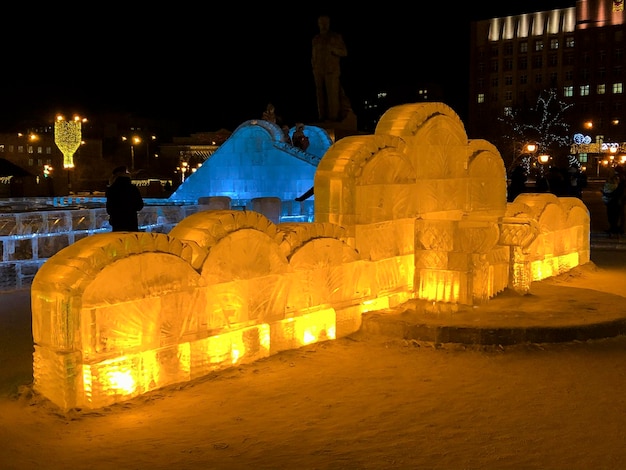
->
31, 102, 590, 411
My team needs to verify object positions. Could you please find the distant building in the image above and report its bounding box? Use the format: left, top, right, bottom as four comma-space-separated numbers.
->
0, 127, 104, 196
358, 82, 444, 132
469, 0, 626, 175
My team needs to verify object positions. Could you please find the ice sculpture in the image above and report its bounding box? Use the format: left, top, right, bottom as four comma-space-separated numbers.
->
31, 102, 590, 411
170, 120, 333, 203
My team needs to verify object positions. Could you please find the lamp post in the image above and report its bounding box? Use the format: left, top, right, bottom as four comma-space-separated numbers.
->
146, 134, 156, 169
533, 153, 550, 192
122, 135, 141, 171
538, 153, 550, 176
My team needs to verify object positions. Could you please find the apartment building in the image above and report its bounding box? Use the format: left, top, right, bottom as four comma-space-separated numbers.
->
469, 0, 626, 175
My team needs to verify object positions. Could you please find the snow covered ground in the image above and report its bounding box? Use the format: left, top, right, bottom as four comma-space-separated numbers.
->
1, 247, 626, 470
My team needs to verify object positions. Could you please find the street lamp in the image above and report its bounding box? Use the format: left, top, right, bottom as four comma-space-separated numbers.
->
122, 135, 141, 171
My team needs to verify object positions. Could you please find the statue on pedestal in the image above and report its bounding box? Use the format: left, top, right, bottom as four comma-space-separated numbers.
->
311, 15, 347, 123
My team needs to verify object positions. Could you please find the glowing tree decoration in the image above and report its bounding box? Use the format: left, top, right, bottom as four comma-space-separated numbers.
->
54, 115, 82, 169
498, 89, 572, 173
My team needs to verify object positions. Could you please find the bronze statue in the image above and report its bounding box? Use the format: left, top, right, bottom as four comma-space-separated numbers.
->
311, 15, 347, 122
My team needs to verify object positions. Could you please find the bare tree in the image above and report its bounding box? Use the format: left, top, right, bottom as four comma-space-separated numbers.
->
498, 89, 573, 174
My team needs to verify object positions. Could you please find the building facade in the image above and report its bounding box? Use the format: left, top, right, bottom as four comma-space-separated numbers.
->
469, 0, 626, 176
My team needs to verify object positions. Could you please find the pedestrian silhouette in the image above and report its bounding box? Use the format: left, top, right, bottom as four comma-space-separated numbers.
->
105, 165, 145, 232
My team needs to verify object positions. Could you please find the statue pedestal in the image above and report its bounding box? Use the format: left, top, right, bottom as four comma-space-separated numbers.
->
312, 110, 360, 142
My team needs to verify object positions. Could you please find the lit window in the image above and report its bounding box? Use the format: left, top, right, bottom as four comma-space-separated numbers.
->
613, 82, 623, 94
564, 86, 574, 97
550, 38, 559, 49
566, 36, 575, 47
597, 84, 606, 94
535, 40, 544, 51
580, 85, 590, 96
477, 93, 485, 104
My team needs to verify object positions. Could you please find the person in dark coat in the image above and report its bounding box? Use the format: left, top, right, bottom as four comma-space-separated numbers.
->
292, 123, 310, 151
602, 167, 626, 236
507, 164, 528, 202
105, 166, 144, 232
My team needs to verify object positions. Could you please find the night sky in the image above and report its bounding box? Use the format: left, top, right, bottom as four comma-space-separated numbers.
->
1, 2, 575, 134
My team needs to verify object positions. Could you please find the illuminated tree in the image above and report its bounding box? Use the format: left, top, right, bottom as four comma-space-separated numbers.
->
498, 89, 573, 173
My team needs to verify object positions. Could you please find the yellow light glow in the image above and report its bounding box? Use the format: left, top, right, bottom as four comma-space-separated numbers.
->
303, 330, 317, 344
107, 370, 136, 394
231, 342, 243, 363
538, 154, 550, 164
54, 116, 82, 169
418, 270, 461, 303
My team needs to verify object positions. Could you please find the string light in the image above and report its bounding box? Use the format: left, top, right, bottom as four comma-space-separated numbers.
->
54, 115, 83, 169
